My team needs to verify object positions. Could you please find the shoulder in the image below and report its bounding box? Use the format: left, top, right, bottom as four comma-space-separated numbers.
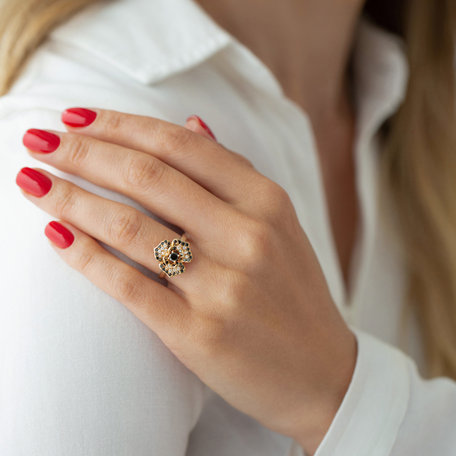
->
0, 0, 233, 129
0, 0, 281, 184
0, 0, 231, 113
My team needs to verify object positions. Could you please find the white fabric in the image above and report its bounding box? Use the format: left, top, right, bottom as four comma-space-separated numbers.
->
0, 0, 455, 455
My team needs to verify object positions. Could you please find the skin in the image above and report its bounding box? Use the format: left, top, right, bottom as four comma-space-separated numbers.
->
196, 0, 365, 295
17, 109, 357, 455
16, 1, 368, 453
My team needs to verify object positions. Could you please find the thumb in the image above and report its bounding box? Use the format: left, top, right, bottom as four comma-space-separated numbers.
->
185, 115, 217, 142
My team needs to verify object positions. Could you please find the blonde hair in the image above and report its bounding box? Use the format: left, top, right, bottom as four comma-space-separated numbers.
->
0, 0, 99, 94
1, 0, 456, 379
374, 0, 456, 379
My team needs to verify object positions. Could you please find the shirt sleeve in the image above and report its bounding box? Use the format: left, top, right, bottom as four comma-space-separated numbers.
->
287, 325, 456, 456
0, 81, 208, 456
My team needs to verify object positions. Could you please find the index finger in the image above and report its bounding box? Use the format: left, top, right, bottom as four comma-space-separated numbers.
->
61, 107, 261, 204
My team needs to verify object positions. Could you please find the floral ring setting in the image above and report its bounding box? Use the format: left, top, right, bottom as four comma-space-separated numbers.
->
155, 235, 193, 278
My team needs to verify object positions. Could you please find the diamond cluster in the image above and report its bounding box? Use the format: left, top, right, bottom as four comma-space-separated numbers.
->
154, 238, 193, 277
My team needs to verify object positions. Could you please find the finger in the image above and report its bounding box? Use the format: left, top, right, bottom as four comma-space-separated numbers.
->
59, 107, 261, 204
15, 166, 212, 290
43, 219, 191, 344
185, 115, 217, 141
22, 128, 236, 243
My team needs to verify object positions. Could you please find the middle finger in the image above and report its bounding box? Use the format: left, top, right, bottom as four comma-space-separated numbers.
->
22, 129, 236, 244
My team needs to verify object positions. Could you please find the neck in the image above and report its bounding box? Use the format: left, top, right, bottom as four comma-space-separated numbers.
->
195, 0, 365, 124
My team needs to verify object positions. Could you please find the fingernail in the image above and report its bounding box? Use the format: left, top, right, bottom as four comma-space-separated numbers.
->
15, 167, 52, 197
61, 107, 97, 127
186, 115, 217, 140
22, 129, 60, 153
44, 221, 74, 249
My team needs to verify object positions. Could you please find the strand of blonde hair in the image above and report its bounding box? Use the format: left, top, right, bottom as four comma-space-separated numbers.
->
0, 0, 101, 95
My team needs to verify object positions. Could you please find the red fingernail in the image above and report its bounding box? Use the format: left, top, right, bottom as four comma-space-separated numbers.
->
44, 221, 74, 249
15, 167, 52, 197
22, 129, 60, 153
61, 107, 97, 127
186, 115, 217, 140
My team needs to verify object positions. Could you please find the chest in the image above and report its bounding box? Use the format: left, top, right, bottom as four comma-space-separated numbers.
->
315, 132, 360, 301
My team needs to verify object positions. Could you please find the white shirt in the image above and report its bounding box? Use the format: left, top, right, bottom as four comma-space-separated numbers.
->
1, 0, 455, 455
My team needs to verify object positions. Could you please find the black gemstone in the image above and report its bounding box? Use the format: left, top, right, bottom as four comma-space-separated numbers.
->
170, 252, 179, 261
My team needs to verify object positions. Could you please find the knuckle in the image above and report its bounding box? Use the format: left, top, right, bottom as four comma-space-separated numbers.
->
76, 250, 96, 275
237, 218, 276, 269
66, 135, 90, 169
102, 110, 123, 134
54, 184, 78, 218
271, 182, 292, 207
123, 155, 165, 192
112, 271, 143, 304
159, 124, 194, 153
108, 209, 143, 245
260, 180, 293, 216
68, 238, 97, 273
217, 270, 250, 306
231, 150, 255, 168
191, 313, 226, 355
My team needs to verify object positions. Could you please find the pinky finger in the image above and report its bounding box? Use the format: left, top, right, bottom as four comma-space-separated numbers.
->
44, 220, 191, 343
185, 115, 217, 141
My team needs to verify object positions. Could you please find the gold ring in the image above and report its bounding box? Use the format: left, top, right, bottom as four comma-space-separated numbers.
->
155, 233, 192, 279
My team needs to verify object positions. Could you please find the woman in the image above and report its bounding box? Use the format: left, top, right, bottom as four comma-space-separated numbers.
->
1, 0, 455, 454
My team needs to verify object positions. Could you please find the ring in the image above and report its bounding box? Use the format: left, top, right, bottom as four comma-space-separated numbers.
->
155, 233, 193, 279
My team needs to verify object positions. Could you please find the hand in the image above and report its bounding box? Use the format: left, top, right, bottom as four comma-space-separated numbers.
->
16, 108, 357, 455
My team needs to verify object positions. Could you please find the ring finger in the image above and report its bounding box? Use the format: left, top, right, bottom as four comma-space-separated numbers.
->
15, 166, 213, 291
42, 220, 192, 344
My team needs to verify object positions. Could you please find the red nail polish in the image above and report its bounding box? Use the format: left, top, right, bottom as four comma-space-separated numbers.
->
186, 115, 217, 140
16, 167, 52, 197
22, 129, 60, 153
44, 221, 74, 249
61, 107, 97, 127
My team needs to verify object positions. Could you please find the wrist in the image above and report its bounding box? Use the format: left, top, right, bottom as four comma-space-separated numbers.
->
294, 330, 358, 455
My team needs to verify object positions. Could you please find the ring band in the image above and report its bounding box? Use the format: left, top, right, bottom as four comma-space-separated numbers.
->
155, 233, 192, 279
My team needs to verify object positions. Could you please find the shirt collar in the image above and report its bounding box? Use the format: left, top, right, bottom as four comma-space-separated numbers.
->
48, 0, 409, 124
48, 0, 232, 85
352, 16, 409, 138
